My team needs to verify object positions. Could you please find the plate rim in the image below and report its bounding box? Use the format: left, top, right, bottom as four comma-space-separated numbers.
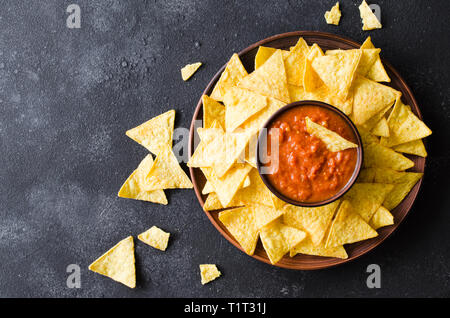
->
188, 31, 426, 270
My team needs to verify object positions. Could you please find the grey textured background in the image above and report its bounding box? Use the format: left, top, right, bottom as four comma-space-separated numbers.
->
1, 0, 449, 297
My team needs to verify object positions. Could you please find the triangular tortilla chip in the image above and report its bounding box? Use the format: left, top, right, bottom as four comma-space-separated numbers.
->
118, 155, 168, 204
324, 2, 341, 25
392, 139, 427, 157
363, 142, 414, 171
144, 147, 193, 190
352, 76, 399, 125
253, 204, 284, 229
255, 46, 277, 69
369, 206, 394, 230
211, 54, 248, 102
202, 95, 225, 129
326, 201, 378, 248
181, 62, 202, 81
305, 85, 354, 115
371, 117, 389, 137
240, 97, 286, 134
126, 110, 175, 155
238, 50, 290, 103
202, 175, 250, 195
361, 103, 392, 131
311, 50, 361, 100
344, 183, 394, 222
305, 117, 358, 152
359, 0, 382, 30
283, 200, 340, 246
326, 48, 381, 77
290, 236, 348, 259
360, 37, 390, 82
138, 226, 170, 251
260, 219, 306, 264
223, 87, 268, 132
284, 38, 309, 86
380, 99, 432, 147
88, 236, 136, 288
218, 207, 259, 255
303, 43, 325, 92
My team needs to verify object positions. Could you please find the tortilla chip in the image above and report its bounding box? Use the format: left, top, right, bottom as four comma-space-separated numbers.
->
283, 200, 340, 246
202, 95, 225, 129
253, 204, 284, 229
218, 207, 259, 255
211, 53, 248, 102
238, 50, 290, 104
255, 46, 277, 69
311, 49, 361, 100
284, 38, 309, 86
381, 99, 432, 147
202, 175, 250, 195
118, 155, 168, 205
352, 76, 399, 125
326, 48, 381, 77
326, 201, 378, 248
138, 226, 170, 251
371, 117, 390, 137
126, 110, 175, 155
364, 141, 414, 171
324, 2, 341, 25
356, 125, 380, 145
288, 84, 308, 102
305, 85, 354, 115
199, 264, 221, 285
88, 236, 136, 288
240, 97, 286, 134
181, 62, 202, 81
359, 0, 382, 30
360, 36, 390, 82
290, 236, 348, 259
260, 219, 306, 264
360, 104, 392, 131
369, 206, 394, 230
344, 183, 394, 222
305, 117, 358, 152
223, 87, 268, 132
392, 139, 427, 157
232, 168, 279, 207
303, 43, 325, 92
144, 147, 193, 190
203, 192, 230, 211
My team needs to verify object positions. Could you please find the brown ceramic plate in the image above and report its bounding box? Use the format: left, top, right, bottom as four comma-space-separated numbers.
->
188, 31, 425, 270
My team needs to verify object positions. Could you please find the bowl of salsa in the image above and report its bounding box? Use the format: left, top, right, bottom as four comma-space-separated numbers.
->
257, 101, 363, 207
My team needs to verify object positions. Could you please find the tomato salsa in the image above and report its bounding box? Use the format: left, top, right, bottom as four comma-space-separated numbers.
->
264, 105, 358, 203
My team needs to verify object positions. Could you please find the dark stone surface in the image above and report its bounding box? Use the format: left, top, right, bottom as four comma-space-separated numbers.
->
0, 0, 449, 297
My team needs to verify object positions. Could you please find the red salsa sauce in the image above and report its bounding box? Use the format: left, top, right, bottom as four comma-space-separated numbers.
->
264, 105, 358, 203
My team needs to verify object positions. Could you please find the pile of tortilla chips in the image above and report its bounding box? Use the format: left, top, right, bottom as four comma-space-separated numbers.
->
190, 37, 431, 264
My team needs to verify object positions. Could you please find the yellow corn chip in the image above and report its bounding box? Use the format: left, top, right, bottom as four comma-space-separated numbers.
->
238, 50, 290, 104
118, 155, 168, 205
326, 201, 378, 248
326, 48, 380, 77
312, 49, 361, 101
303, 43, 325, 92
260, 219, 306, 264
283, 200, 340, 246
359, 0, 382, 30
363, 142, 414, 171
288, 84, 308, 102
144, 147, 193, 190
255, 46, 277, 69
324, 2, 341, 25
305, 85, 354, 115
138, 226, 170, 251
352, 76, 399, 125
240, 97, 286, 134
356, 125, 380, 145
392, 139, 427, 157
203, 192, 232, 211
202, 175, 250, 195
223, 87, 268, 132
199, 264, 221, 285
290, 236, 348, 259
181, 62, 202, 81
284, 38, 309, 86
360, 36, 390, 82
360, 103, 392, 131
344, 183, 394, 222
369, 206, 394, 230
126, 110, 175, 155
381, 99, 432, 147
211, 53, 248, 102
305, 117, 358, 152
88, 236, 136, 288
371, 117, 390, 137
253, 204, 284, 229
202, 95, 225, 129
218, 207, 259, 255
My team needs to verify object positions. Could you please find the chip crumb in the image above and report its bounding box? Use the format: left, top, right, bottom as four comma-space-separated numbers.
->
138, 226, 170, 251
199, 264, 221, 285
181, 62, 202, 81
324, 2, 341, 25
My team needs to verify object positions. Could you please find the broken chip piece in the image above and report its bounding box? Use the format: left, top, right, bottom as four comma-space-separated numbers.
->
181, 62, 202, 81
138, 226, 170, 251
199, 264, 221, 285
